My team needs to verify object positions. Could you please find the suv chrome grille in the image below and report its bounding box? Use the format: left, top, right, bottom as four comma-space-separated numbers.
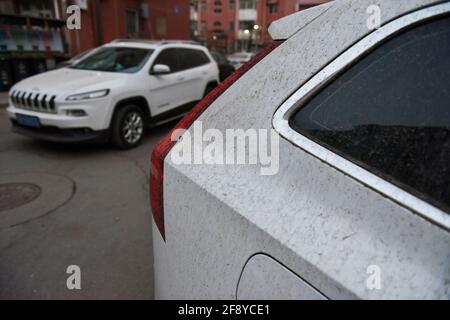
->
10, 90, 57, 114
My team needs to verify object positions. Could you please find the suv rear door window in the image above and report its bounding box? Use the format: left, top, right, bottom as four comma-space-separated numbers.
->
178, 48, 210, 71
290, 16, 450, 212
153, 48, 180, 73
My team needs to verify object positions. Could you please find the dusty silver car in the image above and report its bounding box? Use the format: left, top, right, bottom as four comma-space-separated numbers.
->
150, 0, 450, 299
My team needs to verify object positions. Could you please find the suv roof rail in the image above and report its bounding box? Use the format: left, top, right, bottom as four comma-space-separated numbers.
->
158, 40, 202, 46
110, 39, 202, 46
110, 39, 160, 44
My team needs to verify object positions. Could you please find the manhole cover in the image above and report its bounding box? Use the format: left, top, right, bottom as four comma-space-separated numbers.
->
0, 183, 42, 212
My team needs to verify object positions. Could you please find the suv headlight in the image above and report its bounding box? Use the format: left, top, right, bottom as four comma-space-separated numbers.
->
66, 89, 110, 101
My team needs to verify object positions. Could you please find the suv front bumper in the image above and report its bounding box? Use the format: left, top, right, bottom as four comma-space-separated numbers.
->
6, 101, 112, 143
10, 120, 110, 143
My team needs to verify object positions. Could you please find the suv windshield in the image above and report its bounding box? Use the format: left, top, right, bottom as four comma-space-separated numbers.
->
71, 47, 153, 73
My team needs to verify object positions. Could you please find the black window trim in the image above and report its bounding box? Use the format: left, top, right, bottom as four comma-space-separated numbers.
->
272, 3, 450, 231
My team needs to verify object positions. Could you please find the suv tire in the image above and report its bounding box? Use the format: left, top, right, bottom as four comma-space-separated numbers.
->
111, 104, 146, 149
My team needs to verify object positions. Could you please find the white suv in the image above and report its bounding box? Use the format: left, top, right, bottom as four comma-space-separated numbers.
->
6, 40, 219, 149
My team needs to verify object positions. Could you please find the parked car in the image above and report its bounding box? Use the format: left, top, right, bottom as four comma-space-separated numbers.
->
210, 50, 236, 82
227, 51, 254, 70
150, 0, 450, 299
7, 40, 219, 149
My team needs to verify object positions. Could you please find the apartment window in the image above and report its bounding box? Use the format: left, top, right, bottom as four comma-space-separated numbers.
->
239, 0, 255, 10
156, 16, 167, 37
201, 1, 207, 11
21, 1, 31, 11
230, 0, 235, 10
214, 8, 222, 14
239, 21, 255, 30
214, 1, 222, 6
0, 0, 15, 14
229, 21, 234, 31
213, 21, 222, 27
125, 9, 139, 38
36, 0, 51, 10
200, 21, 207, 32
268, 4, 278, 14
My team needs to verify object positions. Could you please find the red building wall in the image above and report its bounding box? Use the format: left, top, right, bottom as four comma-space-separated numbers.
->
197, 0, 237, 52
67, 0, 190, 56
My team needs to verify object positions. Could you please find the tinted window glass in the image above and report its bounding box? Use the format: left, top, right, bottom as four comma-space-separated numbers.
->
71, 47, 153, 73
179, 48, 210, 70
290, 16, 450, 212
153, 48, 180, 72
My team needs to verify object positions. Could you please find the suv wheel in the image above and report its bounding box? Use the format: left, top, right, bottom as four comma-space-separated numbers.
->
111, 105, 145, 149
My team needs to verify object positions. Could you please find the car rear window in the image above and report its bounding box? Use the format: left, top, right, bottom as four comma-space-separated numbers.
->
289, 16, 450, 212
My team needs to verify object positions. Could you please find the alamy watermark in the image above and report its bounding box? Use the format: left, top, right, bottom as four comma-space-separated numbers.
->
170, 121, 280, 176
366, 264, 382, 290
66, 5, 81, 30
66, 265, 81, 290
366, 4, 381, 30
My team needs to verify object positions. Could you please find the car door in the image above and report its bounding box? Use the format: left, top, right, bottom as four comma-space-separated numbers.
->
147, 48, 186, 118
177, 48, 211, 102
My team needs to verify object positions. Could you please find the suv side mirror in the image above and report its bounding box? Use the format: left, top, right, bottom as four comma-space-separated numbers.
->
151, 64, 171, 75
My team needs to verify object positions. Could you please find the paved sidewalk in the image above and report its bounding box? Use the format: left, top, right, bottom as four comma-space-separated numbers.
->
0, 91, 8, 108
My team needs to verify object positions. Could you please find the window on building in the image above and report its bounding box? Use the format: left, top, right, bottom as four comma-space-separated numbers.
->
229, 21, 234, 31
214, 8, 222, 14
200, 21, 207, 32
290, 16, 450, 212
0, 0, 15, 14
239, 0, 256, 10
230, 0, 235, 10
214, 1, 222, 6
21, 1, 31, 11
201, 0, 207, 11
156, 16, 167, 37
268, 4, 278, 14
239, 21, 255, 30
213, 21, 222, 27
125, 9, 139, 38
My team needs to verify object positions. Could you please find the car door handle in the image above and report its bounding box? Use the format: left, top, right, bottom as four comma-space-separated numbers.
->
177, 77, 185, 81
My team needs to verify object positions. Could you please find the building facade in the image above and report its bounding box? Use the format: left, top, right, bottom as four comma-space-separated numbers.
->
66, 0, 191, 56
192, 0, 237, 53
191, 0, 333, 53
0, 0, 67, 91
256, 0, 332, 44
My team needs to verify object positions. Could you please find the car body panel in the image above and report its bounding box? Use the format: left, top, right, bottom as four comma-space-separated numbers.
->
153, 0, 449, 299
237, 254, 327, 300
